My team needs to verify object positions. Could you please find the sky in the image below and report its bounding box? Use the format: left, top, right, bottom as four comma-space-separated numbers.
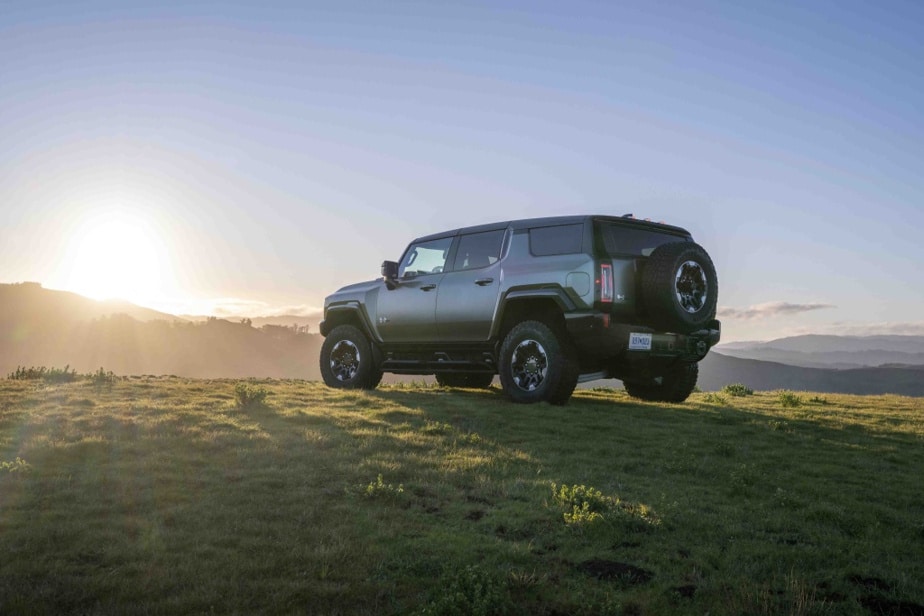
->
2, 0, 922, 342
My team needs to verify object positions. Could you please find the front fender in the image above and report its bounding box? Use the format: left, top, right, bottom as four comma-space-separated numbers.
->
319, 302, 376, 339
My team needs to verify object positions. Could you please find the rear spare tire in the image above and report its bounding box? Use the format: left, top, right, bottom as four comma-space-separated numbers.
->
641, 241, 717, 333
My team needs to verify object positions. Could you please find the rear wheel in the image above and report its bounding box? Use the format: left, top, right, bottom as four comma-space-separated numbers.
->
435, 373, 495, 388
320, 325, 383, 390
499, 321, 578, 405
624, 363, 699, 403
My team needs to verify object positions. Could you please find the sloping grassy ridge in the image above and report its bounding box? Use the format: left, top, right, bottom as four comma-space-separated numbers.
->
1, 378, 922, 615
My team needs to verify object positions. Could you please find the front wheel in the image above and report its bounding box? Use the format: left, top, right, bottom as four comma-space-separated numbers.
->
624, 362, 699, 403
498, 321, 578, 405
319, 325, 383, 390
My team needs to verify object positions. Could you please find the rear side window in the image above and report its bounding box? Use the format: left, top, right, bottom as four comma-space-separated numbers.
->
597, 223, 687, 257
452, 229, 506, 271
529, 224, 584, 256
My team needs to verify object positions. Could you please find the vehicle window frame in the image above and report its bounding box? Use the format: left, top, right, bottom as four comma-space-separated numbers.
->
449, 229, 506, 272
528, 223, 585, 257
595, 222, 689, 257
398, 236, 455, 279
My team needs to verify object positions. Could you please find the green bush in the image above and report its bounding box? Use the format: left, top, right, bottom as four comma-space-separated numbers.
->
6, 365, 78, 383
1, 457, 31, 474
778, 391, 803, 408
722, 383, 754, 397
233, 382, 270, 409
552, 483, 610, 525
88, 367, 116, 390
418, 565, 510, 616
364, 474, 404, 500
551, 483, 660, 531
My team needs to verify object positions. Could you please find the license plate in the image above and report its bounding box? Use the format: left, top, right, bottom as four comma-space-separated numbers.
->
628, 333, 652, 351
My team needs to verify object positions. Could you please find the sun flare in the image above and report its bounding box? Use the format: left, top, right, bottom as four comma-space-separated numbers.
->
59, 213, 169, 302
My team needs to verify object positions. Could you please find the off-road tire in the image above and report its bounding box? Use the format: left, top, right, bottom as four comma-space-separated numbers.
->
435, 373, 495, 388
499, 320, 579, 405
641, 242, 717, 334
624, 362, 699, 403
319, 325, 383, 390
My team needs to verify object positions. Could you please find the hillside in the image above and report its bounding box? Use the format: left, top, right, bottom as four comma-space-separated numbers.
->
0, 283, 321, 379
716, 334, 924, 368
699, 352, 924, 396
4, 282, 923, 395
0, 282, 182, 325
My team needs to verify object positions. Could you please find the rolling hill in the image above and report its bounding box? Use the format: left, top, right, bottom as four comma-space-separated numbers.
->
3, 282, 922, 395
715, 334, 924, 368
699, 352, 924, 396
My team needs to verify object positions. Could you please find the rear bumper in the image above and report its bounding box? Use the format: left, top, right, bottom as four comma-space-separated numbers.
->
566, 313, 721, 363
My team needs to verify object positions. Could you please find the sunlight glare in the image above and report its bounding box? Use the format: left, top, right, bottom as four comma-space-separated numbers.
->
60, 213, 170, 302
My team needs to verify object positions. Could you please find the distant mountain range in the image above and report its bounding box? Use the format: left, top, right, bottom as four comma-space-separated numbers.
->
715, 335, 924, 369
699, 352, 924, 396
2, 282, 922, 396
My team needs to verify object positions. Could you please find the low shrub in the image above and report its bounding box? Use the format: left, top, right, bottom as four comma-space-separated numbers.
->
1, 457, 31, 474
778, 391, 803, 408
722, 383, 754, 397
233, 382, 270, 409
6, 365, 78, 383
88, 367, 117, 390
418, 565, 510, 616
364, 474, 404, 500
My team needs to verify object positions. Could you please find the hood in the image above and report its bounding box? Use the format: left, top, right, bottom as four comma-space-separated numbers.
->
324, 278, 382, 304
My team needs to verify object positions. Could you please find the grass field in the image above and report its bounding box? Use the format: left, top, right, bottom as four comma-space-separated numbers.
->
1, 377, 922, 615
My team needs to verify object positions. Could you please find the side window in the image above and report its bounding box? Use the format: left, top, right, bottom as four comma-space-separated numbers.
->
451, 230, 506, 271
398, 237, 454, 278
529, 223, 583, 256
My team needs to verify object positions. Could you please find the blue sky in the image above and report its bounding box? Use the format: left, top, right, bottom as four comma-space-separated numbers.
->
2, 0, 922, 341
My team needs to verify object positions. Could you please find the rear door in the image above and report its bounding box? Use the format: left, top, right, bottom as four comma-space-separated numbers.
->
436, 229, 506, 342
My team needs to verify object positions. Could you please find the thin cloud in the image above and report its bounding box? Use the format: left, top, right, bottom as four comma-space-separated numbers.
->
718, 302, 835, 320
150, 297, 322, 319
212, 300, 322, 318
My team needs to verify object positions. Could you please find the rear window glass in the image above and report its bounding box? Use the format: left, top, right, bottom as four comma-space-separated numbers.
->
452, 230, 505, 271
597, 223, 687, 256
529, 224, 584, 256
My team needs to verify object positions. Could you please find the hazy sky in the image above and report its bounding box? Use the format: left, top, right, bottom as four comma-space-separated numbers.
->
2, 0, 922, 341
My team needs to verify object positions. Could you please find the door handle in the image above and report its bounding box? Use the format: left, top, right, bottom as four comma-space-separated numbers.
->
420, 284, 437, 291
475, 278, 494, 286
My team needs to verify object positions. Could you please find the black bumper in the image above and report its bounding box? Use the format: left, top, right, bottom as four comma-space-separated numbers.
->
565, 313, 721, 362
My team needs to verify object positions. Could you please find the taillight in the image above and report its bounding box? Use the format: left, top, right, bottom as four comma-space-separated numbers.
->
599, 263, 614, 304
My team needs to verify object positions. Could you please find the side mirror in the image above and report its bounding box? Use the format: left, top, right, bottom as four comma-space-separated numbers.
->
381, 260, 399, 290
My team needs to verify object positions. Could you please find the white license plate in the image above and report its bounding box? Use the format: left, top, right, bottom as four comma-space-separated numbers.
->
628, 333, 653, 351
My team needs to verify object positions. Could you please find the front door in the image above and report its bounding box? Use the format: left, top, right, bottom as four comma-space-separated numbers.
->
373, 236, 453, 343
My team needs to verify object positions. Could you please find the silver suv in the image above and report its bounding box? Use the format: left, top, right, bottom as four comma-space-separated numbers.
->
319, 215, 720, 404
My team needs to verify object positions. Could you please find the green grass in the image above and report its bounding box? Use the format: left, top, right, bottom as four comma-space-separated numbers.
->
1, 378, 922, 615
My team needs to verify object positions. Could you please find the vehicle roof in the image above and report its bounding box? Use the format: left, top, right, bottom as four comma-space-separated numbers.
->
412, 214, 691, 243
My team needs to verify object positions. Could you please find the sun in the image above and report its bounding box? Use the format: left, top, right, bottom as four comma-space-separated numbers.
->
59, 212, 169, 303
